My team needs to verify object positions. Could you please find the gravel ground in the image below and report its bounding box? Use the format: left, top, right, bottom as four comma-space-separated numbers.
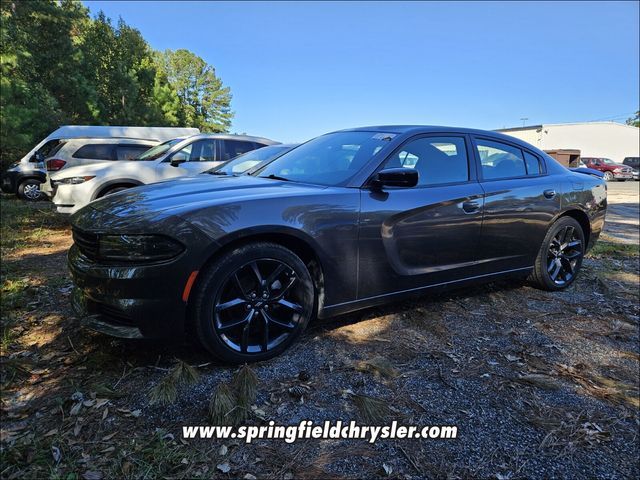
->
1, 191, 638, 479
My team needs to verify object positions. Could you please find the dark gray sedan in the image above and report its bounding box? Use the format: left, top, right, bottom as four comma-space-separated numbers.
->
68, 126, 607, 363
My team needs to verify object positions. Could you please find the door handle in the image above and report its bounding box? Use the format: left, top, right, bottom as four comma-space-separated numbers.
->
462, 200, 481, 214
544, 189, 556, 199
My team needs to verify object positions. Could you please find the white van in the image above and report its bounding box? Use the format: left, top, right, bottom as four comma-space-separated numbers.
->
1, 126, 199, 200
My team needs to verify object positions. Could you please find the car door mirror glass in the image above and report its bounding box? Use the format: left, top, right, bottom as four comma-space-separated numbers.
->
373, 167, 419, 189
170, 152, 188, 167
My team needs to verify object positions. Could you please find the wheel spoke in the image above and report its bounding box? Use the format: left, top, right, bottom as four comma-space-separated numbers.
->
218, 309, 253, 331
277, 298, 304, 313
564, 250, 582, 260
547, 258, 556, 272
565, 240, 581, 249
215, 297, 246, 312
264, 310, 295, 330
549, 260, 562, 280
250, 262, 264, 285
273, 276, 297, 300
260, 310, 270, 351
266, 264, 287, 288
561, 226, 574, 244
233, 273, 248, 299
240, 319, 251, 353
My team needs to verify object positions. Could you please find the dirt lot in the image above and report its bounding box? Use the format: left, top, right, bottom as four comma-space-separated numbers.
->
1, 184, 638, 479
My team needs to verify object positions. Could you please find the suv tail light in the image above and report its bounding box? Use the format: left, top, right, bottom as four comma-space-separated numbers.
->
46, 159, 66, 171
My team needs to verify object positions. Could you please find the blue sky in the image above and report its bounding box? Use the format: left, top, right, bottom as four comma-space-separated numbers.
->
84, 1, 639, 143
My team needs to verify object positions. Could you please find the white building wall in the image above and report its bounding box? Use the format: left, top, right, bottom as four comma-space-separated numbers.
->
499, 122, 640, 163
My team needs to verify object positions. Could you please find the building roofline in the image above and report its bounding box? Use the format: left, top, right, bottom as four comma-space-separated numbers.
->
496, 121, 639, 132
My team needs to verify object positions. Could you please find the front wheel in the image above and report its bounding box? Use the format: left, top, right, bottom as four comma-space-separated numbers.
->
603, 171, 614, 181
18, 179, 44, 201
192, 242, 315, 363
529, 217, 585, 291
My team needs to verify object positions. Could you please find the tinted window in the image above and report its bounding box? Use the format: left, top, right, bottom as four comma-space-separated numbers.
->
115, 145, 151, 160
476, 139, 526, 179
73, 144, 114, 160
382, 136, 468, 186
38, 139, 64, 157
172, 140, 216, 162
223, 140, 256, 160
524, 151, 542, 175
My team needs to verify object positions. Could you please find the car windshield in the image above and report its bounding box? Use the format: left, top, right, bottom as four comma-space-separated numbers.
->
134, 138, 184, 161
207, 145, 293, 176
254, 131, 395, 186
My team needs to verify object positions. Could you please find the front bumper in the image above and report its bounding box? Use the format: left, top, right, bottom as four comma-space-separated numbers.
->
52, 181, 97, 214
613, 172, 633, 180
68, 244, 190, 339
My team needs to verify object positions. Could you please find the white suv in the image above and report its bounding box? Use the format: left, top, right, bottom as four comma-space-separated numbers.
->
45, 134, 277, 214
45, 138, 157, 173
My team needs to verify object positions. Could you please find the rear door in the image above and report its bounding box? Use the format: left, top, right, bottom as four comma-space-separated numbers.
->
358, 134, 485, 299
471, 136, 560, 274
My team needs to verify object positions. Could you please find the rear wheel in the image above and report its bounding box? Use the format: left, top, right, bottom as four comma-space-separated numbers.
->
529, 216, 585, 291
18, 179, 44, 201
192, 242, 315, 363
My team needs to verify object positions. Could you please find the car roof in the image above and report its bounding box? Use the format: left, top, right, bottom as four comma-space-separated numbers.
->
186, 133, 279, 145
62, 138, 157, 145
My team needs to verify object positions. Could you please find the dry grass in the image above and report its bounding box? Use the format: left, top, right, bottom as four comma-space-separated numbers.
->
352, 356, 399, 380
149, 360, 201, 405
352, 394, 392, 423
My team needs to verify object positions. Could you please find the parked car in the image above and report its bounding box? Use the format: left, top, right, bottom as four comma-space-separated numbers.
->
581, 157, 634, 181
45, 134, 278, 214
622, 157, 639, 180
68, 126, 607, 363
45, 138, 158, 173
206, 144, 298, 176
1, 125, 199, 201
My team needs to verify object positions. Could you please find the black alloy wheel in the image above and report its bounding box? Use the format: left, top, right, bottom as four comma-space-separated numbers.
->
193, 242, 315, 363
530, 216, 585, 291
546, 225, 583, 286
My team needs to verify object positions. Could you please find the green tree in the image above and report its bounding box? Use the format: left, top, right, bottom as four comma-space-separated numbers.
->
156, 49, 233, 132
626, 111, 640, 128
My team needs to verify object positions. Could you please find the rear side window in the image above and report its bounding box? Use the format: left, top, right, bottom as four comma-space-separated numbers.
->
523, 151, 542, 175
476, 139, 526, 180
223, 140, 256, 160
73, 144, 114, 160
382, 136, 469, 186
115, 145, 152, 160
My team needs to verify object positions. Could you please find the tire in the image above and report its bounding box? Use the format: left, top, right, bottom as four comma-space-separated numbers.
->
603, 171, 614, 181
529, 216, 585, 291
17, 179, 44, 201
191, 242, 315, 363
99, 186, 130, 198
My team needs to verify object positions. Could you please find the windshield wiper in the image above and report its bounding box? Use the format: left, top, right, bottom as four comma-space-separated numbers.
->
262, 174, 290, 182
208, 171, 228, 175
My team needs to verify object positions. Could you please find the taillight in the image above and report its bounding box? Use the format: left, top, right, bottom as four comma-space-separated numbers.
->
46, 159, 66, 171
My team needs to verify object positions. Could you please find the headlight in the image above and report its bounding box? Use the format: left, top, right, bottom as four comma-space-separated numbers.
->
613, 168, 622, 172
98, 234, 184, 262
53, 175, 95, 186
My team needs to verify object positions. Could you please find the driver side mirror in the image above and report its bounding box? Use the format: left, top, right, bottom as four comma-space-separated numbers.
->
170, 152, 188, 167
371, 167, 419, 189
30, 152, 45, 163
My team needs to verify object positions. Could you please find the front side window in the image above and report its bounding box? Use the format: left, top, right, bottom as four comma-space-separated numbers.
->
136, 138, 184, 161
72, 144, 114, 160
476, 139, 526, 180
172, 140, 216, 162
381, 136, 469, 186
256, 131, 395, 186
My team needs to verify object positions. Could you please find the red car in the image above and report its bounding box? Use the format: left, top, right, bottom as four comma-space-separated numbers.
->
581, 157, 634, 181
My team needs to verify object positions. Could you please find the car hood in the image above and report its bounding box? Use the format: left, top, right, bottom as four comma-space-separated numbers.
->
88, 175, 328, 218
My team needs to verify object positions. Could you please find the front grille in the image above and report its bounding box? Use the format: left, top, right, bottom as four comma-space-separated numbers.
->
72, 228, 99, 260
94, 303, 135, 327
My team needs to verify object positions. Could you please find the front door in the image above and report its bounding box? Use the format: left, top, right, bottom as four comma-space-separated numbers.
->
156, 139, 221, 180
358, 134, 484, 299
